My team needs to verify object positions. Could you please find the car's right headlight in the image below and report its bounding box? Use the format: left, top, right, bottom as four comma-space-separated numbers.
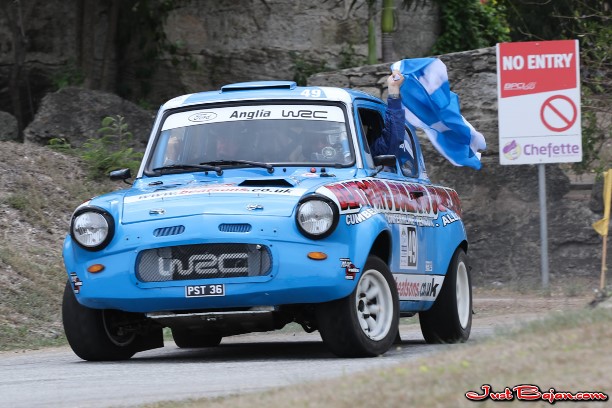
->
71, 207, 115, 251
295, 195, 339, 239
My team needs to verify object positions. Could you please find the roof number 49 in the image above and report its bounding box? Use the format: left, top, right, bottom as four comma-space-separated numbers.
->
301, 89, 322, 98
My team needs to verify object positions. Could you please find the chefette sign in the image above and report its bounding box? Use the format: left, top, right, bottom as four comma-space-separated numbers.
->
497, 40, 582, 165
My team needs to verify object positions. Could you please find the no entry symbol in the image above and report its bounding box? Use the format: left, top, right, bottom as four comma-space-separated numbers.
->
540, 95, 577, 132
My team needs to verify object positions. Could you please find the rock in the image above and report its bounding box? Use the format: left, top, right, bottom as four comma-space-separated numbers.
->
23, 87, 154, 150
0, 111, 19, 142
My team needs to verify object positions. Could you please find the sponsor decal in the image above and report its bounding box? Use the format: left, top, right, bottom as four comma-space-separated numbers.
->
281, 109, 328, 119
400, 225, 417, 269
125, 184, 307, 203
320, 178, 462, 227
393, 274, 444, 301
69, 272, 83, 294
441, 212, 460, 227
345, 208, 377, 225
161, 105, 345, 131
229, 109, 271, 119
384, 213, 434, 227
340, 258, 360, 280
246, 203, 264, 211
188, 112, 217, 122
465, 384, 608, 404
159, 253, 248, 277
425, 260, 433, 272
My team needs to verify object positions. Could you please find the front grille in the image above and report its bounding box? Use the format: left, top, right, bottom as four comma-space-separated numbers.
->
153, 225, 185, 237
219, 223, 252, 233
136, 243, 272, 282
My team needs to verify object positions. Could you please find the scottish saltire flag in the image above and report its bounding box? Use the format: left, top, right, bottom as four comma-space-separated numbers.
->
391, 58, 486, 170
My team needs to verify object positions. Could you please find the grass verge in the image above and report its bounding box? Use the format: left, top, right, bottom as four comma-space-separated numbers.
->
143, 306, 612, 408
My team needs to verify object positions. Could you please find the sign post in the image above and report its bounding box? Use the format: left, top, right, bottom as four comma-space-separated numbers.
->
497, 40, 582, 288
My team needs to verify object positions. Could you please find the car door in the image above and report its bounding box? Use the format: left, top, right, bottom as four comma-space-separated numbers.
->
355, 101, 441, 310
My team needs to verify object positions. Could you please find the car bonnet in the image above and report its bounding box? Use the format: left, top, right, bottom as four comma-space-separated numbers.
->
120, 176, 328, 224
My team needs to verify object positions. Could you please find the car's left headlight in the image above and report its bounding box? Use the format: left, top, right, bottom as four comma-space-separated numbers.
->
295, 195, 339, 239
71, 207, 115, 251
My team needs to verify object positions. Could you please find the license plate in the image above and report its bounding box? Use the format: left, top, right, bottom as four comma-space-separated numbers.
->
185, 284, 225, 298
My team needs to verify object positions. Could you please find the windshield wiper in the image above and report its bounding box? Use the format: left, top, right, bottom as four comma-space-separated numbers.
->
153, 163, 223, 176
200, 160, 274, 174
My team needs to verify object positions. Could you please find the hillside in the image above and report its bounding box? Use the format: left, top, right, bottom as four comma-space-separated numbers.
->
0, 141, 118, 349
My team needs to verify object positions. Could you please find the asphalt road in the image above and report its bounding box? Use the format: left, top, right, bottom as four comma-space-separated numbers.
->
0, 321, 498, 408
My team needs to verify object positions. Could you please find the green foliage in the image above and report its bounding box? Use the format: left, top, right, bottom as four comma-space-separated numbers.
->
79, 115, 143, 180
48, 137, 73, 153
290, 52, 329, 86
431, 0, 510, 54
339, 43, 366, 70
381, 0, 396, 33
51, 63, 84, 90
5, 194, 28, 211
115, 0, 187, 102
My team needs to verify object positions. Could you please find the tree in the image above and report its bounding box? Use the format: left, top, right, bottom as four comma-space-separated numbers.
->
366, 0, 379, 64
381, 0, 396, 62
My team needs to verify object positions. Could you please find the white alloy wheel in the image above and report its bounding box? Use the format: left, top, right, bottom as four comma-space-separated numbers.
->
316, 255, 399, 357
456, 260, 470, 329
355, 269, 394, 341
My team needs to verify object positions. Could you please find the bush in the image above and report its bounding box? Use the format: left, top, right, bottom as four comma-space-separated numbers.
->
79, 115, 143, 180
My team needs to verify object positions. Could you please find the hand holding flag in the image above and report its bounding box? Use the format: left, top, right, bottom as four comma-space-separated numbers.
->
391, 58, 486, 170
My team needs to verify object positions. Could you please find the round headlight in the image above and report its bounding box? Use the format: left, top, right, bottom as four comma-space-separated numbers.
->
296, 196, 339, 239
71, 208, 114, 250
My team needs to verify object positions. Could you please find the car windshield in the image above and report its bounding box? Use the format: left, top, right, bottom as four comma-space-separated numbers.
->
147, 103, 353, 173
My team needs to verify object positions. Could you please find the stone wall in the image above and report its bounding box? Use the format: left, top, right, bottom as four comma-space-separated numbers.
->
309, 47, 607, 287
0, 1, 439, 117
151, 0, 439, 102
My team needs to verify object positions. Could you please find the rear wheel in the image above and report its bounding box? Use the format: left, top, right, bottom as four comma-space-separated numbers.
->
171, 328, 222, 348
317, 255, 399, 357
62, 281, 138, 361
419, 248, 472, 343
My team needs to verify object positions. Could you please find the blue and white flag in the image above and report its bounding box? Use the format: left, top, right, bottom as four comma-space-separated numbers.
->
391, 58, 486, 170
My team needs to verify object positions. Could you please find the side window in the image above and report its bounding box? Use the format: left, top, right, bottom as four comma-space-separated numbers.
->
357, 107, 384, 168
400, 126, 418, 178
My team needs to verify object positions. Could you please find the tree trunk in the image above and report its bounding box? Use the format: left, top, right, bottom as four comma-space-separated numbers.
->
381, 0, 395, 62
1, 0, 36, 138
81, 0, 96, 88
367, 0, 378, 64
100, 0, 119, 91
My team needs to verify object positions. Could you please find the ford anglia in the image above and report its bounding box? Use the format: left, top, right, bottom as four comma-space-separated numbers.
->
62, 81, 472, 360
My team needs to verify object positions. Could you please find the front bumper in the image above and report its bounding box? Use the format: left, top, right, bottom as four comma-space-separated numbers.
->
63, 213, 357, 312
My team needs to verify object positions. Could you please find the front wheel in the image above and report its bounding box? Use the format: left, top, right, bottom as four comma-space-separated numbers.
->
62, 281, 163, 360
317, 255, 399, 357
419, 248, 472, 343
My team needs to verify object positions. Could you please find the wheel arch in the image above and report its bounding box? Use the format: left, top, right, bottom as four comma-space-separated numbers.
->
369, 230, 393, 266
459, 239, 468, 255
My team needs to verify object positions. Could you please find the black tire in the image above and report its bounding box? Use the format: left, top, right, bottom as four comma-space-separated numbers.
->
62, 281, 137, 361
171, 328, 222, 348
419, 248, 472, 344
317, 255, 399, 357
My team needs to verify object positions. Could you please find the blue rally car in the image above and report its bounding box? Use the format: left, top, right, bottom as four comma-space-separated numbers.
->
62, 81, 472, 361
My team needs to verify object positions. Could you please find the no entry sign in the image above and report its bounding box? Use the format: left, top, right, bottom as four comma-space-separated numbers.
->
497, 40, 582, 165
